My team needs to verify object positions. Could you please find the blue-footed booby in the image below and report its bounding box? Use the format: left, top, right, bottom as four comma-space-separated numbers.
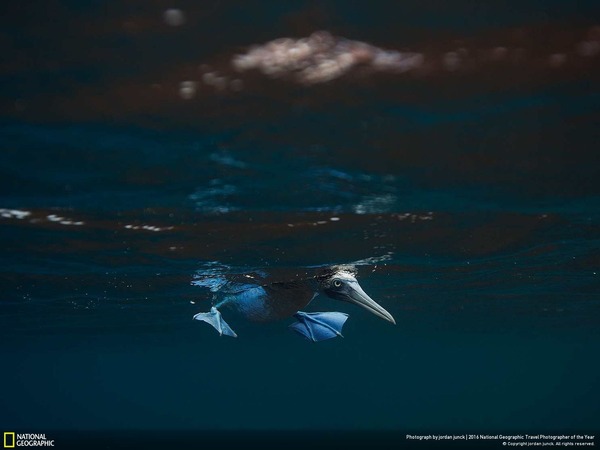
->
192, 264, 395, 342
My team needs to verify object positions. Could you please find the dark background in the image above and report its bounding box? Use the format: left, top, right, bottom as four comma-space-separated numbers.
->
0, 1, 599, 449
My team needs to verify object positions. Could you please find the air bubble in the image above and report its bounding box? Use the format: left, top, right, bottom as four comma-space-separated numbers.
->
179, 81, 197, 100
163, 9, 185, 27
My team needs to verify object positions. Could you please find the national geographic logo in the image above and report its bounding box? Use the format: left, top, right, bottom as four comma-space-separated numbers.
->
3, 433, 54, 447
3, 433, 14, 448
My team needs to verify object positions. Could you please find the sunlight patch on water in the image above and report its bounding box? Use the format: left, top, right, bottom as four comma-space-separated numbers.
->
47, 214, 84, 226
353, 193, 398, 214
209, 151, 248, 169
189, 165, 404, 214
123, 224, 174, 232
0, 209, 87, 226
0, 208, 31, 219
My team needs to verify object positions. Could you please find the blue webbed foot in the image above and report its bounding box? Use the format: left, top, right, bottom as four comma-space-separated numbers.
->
289, 311, 349, 342
193, 307, 238, 338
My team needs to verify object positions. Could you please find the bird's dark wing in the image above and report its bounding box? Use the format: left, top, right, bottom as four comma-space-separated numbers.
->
289, 311, 349, 342
261, 280, 317, 320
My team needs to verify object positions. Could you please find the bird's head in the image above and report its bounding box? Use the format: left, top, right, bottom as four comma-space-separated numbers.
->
318, 265, 395, 324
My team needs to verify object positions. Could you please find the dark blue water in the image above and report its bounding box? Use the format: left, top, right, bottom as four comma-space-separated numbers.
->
1, 1, 599, 448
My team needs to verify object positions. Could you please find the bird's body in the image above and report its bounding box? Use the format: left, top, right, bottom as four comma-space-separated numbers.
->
192, 264, 395, 341
217, 281, 317, 322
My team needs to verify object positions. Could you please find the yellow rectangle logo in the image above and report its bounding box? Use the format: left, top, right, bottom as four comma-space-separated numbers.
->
3, 432, 15, 448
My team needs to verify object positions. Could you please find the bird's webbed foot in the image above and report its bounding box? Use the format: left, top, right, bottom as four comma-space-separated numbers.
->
289, 311, 349, 342
193, 307, 238, 338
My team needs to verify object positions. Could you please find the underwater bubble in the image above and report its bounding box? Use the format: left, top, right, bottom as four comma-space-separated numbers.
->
179, 81, 197, 99
202, 72, 216, 85
163, 9, 185, 27
443, 51, 461, 71
491, 46, 508, 61
577, 41, 600, 57
212, 76, 227, 91
548, 53, 567, 68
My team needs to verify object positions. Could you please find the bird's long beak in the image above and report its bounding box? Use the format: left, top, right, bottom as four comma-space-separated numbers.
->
345, 281, 396, 325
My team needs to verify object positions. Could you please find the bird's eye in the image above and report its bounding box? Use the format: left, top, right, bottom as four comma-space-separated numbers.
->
333, 279, 342, 288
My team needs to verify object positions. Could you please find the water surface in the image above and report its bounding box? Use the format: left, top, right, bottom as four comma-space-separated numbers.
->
0, 1, 599, 447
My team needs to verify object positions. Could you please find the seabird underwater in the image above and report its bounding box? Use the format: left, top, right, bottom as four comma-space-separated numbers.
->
192, 264, 395, 342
